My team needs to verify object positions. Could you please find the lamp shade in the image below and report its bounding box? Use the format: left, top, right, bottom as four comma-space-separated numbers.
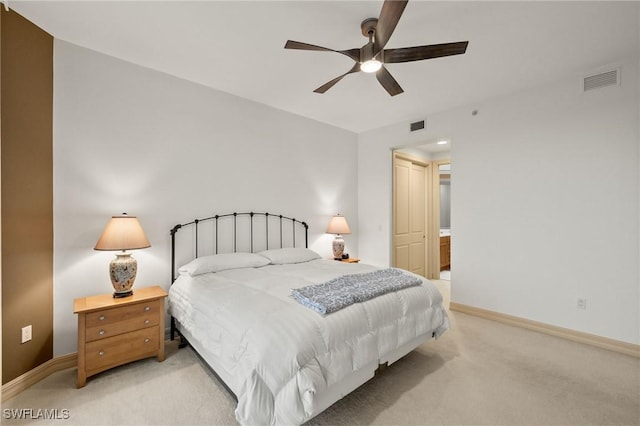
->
94, 214, 151, 251
326, 214, 351, 235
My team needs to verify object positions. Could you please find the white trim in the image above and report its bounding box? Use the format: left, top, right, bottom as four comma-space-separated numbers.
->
450, 303, 639, 358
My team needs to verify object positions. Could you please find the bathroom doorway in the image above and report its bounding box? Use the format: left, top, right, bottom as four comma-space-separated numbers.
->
437, 162, 451, 281
392, 143, 451, 282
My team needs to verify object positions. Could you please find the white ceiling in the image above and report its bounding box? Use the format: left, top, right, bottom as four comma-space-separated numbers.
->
10, 1, 639, 133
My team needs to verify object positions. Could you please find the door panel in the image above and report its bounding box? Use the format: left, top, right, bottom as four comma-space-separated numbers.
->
395, 161, 410, 235
410, 163, 425, 235
395, 246, 409, 270
409, 242, 425, 276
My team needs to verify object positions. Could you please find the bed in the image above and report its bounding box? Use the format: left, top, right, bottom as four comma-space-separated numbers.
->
168, 212, 449, 425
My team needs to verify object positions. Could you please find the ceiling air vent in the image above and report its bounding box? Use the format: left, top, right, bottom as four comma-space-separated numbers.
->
410, 120, 425, 132
583, 68, 619, 92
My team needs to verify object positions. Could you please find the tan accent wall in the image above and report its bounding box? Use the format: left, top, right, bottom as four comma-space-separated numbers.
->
1, 8, 54, 384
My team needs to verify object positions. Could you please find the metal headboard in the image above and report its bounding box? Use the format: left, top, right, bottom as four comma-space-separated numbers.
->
170, 212, 308, 283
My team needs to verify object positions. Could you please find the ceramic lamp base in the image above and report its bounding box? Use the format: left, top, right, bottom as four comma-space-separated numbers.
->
110, 252, 137, 298
332, 235, 345, 260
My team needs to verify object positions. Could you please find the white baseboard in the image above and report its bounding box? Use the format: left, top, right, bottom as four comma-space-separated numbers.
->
1, 353, 77, 402
450, 302, 640, 358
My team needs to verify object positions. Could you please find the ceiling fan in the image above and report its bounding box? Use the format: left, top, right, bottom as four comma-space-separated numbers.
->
284, 0, 468, 96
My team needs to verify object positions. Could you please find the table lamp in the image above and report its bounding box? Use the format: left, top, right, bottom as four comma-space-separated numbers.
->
326, 214, 351, 260
94, 213, 151, 298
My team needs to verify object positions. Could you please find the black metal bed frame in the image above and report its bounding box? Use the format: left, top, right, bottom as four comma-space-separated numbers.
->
169, 211, 309, 341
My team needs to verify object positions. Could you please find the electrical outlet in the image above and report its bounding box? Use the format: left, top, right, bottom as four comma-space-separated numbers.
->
577, 298, 587, 310
21, 325, 32, 343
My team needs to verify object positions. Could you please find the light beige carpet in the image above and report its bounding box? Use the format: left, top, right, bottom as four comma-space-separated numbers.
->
3, 311, 639, 425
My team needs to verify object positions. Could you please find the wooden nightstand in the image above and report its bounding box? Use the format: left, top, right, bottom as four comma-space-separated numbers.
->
73, 285, 167, 388
337, 257, 360, 263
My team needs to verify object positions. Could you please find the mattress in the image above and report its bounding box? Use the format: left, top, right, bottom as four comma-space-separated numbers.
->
168, 258, 449, 425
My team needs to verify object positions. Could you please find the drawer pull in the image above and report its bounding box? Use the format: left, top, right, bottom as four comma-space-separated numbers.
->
144, 306, 151, 312
99, 330, 105, 335
99, 315, 105, 321
98, 351, 105, 356
144, 338, 150, 343
144, 319, 150, 325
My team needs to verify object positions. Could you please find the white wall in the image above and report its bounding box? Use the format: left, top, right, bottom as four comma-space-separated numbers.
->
358, 59, 639, 345
53, 41, 358, 356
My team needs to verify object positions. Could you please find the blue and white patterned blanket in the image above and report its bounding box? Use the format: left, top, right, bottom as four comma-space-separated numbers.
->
291, 268, 422, 315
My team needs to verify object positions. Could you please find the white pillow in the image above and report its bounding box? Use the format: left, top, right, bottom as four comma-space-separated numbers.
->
179, 252, 270, 276
258, 248, 321, 265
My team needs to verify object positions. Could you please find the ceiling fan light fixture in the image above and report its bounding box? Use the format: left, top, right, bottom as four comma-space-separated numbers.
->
360, 59, 382, 73
284, 0, 468, 95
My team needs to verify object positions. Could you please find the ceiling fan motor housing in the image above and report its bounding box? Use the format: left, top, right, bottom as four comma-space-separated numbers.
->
360, 18, 382, 63
361, 18, 378, 37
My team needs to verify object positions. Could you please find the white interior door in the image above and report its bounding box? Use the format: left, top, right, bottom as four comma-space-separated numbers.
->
393, 156, 427, 277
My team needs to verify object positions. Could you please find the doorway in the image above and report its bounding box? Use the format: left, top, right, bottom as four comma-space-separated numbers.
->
437, 162, 451, 281
392, 148, 450, 281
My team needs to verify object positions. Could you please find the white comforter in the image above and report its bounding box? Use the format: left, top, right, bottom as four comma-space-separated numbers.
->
168, 259, 448, 425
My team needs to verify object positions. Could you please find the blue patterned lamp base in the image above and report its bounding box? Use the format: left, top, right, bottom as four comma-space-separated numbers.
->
332, 235, 345, 260
109, 253, 137, 298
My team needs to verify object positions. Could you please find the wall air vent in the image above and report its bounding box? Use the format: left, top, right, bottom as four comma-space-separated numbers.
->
583, 68, 619, 92
410, 120, 425, 132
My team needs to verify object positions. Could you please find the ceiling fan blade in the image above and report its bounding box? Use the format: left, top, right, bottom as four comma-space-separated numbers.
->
374, 0, 408, 54
314, 63, 360, 94
285, 40, 360, 62
384, 41, 469, 63
376, 65, 404, 96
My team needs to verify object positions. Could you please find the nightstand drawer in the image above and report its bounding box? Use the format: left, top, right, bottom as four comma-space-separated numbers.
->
85, 326, 160, 375
85, 300, 160, 328
85, 312, 159, 342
